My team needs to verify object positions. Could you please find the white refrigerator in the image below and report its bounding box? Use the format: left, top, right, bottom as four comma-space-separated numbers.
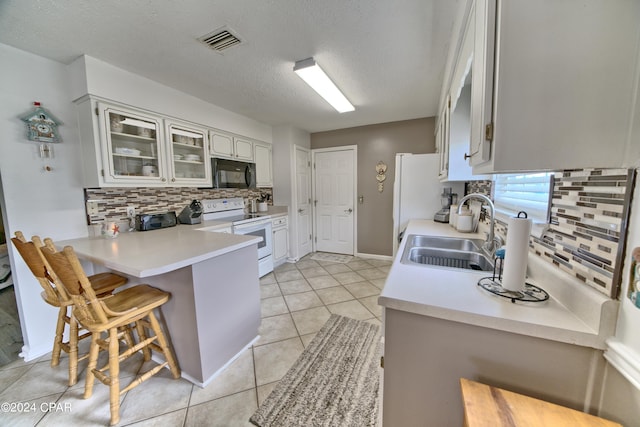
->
392, 153, 464, 255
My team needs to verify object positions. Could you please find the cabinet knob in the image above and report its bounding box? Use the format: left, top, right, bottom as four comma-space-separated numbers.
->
161, 177, 166, 182
464, 152, 473, 160
171, 178, 175, 182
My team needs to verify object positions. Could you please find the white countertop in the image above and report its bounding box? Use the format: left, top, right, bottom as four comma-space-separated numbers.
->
379, 220, 616, 349
178, 206, 289, 232
255, 205, 288, 218
58, 225, 261, 278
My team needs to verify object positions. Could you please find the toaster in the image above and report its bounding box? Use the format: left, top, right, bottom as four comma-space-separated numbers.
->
135, 212, 177, 231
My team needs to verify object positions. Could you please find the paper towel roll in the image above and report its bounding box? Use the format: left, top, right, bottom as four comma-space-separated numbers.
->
501, 212, 532, 292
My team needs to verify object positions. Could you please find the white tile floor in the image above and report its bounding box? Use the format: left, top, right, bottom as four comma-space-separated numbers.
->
0, 254, 388, 426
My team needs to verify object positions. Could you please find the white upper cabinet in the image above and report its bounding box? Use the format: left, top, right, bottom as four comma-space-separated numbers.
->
436, 100, 450, 181
254, 141, 273, 188
165, 120, 211, 186
234, 137, 254, 161
442, 8, 487, 182
210, 130, 254, 161
465, 0, 639, 173
76, 97, 212, 187
210, 131, 234, 158
77, 98, 167, 187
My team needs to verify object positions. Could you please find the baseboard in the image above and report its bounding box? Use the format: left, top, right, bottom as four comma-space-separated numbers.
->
604, 338, 640, 390
152, 334, 260, 388
355, 252, 393, 261
19, 343, 51, 363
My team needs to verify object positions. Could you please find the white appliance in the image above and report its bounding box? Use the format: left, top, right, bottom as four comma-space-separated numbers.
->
392, 153, 464, 256
201, 197, 273, 277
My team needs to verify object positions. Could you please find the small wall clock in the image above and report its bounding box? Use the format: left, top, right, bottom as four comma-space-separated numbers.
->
19, 101, 62, 143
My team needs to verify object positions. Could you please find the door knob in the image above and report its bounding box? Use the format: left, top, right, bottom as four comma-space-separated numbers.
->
298, 208, 305, 213
345, 208, 353, 214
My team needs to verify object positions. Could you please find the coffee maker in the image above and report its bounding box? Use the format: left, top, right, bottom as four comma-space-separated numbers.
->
434, 187, 457, 223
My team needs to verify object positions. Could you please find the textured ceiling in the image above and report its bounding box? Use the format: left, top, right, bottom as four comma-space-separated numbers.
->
0, 0, 459, 133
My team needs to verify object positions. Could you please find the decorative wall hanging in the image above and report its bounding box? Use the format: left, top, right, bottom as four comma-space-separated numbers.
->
19, 101, 62, 172
376, 161, 387, 192
19, 101, 62, 143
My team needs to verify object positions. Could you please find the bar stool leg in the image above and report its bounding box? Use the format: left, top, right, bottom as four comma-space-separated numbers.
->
108, 327, 121, 426
135, 321, 151, 362
51, 306, 66, 367
148, 311, 180, 379
68, 313, 79, 386
84, 334, 100, 399
122, 325, 136, 351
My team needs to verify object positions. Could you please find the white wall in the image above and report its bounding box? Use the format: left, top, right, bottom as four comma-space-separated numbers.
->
0, 43, 89, 360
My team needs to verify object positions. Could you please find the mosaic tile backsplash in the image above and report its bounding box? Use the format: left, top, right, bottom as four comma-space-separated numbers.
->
84, 187, 273, 224
465, 170, 634, 298
532, 168, 634, 298
86, 167, 633, 298
465, 180, 492, 197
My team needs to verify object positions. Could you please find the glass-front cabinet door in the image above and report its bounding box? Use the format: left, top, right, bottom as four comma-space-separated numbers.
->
100, 105, 166, 185
166, 121, 211, 186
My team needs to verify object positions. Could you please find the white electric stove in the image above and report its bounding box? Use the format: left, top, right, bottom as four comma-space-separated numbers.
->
201, 197, 273, 277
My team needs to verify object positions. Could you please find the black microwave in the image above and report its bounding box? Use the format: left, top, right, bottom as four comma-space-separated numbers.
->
211, 158, 256, 189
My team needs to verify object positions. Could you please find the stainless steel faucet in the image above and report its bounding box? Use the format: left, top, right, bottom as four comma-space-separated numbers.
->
457, 193, 503, 257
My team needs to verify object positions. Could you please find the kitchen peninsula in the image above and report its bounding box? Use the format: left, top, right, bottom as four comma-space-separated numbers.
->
57, 223, 262, 387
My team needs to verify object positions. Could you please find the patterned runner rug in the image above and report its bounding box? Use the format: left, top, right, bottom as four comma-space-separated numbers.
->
250, 314, 381, 427
310, 252, 354, 263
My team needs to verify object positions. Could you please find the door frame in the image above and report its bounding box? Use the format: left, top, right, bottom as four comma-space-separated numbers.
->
291, 144, 312, 261
311, 145, 358, 254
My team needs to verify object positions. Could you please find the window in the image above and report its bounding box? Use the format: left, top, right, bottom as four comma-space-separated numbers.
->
493, 172, 553, 223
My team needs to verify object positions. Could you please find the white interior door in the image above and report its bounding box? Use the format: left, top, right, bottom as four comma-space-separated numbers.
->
313, 147, 356, 255
295, 146, 313, 259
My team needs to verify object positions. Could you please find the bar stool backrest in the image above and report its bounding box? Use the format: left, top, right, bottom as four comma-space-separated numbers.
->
10, 231, 69, 304
41, 245, 109, 328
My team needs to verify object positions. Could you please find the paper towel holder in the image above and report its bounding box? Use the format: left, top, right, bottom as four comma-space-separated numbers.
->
477, 277, 549, 304
477, 247, 549, 304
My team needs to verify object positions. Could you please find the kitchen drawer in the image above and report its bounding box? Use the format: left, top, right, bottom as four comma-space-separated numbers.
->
272, 216, 287, 228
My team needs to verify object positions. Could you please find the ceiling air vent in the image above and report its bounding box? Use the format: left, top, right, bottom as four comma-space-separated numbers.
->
198, 27, 242, 52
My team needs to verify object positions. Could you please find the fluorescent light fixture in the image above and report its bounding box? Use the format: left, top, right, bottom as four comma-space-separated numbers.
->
294, 58, 354, 113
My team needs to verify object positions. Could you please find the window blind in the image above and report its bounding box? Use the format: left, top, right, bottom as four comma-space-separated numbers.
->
493, 172, 553, 223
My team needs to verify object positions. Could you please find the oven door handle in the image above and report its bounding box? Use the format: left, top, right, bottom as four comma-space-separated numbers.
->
233, 218, 272, 231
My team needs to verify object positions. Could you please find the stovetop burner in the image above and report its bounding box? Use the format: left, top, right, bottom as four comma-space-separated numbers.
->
201, 197, 270, 224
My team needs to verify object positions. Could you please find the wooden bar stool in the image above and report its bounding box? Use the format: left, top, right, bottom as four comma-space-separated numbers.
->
10, 231, 129, 386
41, 244, 181, 426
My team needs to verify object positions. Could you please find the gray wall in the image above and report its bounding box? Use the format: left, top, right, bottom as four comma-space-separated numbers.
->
310, 118, 435, 256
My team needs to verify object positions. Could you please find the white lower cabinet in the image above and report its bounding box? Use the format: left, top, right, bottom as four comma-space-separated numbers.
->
272, 215, 289, 267
382, 308, 604, 426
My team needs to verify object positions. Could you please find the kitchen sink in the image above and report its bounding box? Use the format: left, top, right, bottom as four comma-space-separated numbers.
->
405, 235, 485, 252
400, 235, 494, 272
